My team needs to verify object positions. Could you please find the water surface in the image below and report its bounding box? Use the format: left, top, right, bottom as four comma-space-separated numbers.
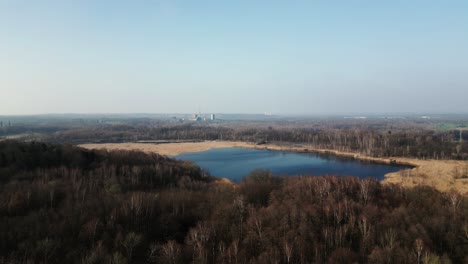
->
176, 147, 410, 182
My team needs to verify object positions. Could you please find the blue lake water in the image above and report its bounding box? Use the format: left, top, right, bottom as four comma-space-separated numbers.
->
176, 147, 411, 183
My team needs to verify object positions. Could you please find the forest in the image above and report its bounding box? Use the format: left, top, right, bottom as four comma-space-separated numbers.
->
0, 141, 466, 263
46, 122, 468, 160
2, 116, 467, 160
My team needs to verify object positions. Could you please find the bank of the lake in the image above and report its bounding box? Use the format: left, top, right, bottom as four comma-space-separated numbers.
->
80, 141, 468, 194
176, 147, 411, 183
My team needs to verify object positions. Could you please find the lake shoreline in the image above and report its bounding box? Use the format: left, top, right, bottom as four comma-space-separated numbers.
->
79, 140, 468, 194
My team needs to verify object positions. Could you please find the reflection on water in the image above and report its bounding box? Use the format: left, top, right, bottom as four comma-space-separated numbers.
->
176, 148, 411, 183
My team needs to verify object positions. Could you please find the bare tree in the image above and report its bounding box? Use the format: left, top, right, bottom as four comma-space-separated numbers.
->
358, 217, 372, 246
147, 243, 159, 263
226, 239, 239, 264
381, 229, 398, 250
444, 190, 462, 213
314, 177, 330, 203
161, 240, 181, 264
359, 179, 372, 205
37, 238, 57, 264
283, 240, 293, 264
233, 196, 246, 239
122, 232, 142, 262
414, 238, 424, 264
110, 252, 127, 264
186, 222, 211, 262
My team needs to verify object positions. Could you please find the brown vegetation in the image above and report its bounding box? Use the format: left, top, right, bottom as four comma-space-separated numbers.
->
80, 141, 254, 156
80, 141, 468, 194
0, 141, 466, 263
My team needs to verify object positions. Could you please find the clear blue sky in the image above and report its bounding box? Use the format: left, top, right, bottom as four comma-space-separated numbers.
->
1, 1, 467, 115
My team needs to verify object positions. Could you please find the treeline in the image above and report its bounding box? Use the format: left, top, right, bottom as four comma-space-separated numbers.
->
0, 141, 467, 263
0, 125, 65, 137
48, 124, 468, 160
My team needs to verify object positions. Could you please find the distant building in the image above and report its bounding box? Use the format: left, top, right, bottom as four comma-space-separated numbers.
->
191, 114, 202, 121
211, 114, 215, 121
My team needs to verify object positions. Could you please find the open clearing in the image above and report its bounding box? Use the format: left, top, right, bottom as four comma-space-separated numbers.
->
80, 141, 468, 194
80, 141, 254, 156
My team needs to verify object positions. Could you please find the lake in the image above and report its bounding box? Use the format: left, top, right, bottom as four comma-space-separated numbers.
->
176, 147, 411, 182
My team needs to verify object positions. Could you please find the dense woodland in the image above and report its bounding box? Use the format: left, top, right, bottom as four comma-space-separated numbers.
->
2, 116, 467, 160
0, 141, 466, 263
47, 122, 468, 160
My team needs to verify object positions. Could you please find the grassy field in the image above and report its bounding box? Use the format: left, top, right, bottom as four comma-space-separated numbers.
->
437, 123, 468, 131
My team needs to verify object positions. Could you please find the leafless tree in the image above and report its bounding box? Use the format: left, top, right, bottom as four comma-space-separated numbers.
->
233, 196, 246, 239
414, 238, 424, 264
160, 240, 181, 264
283, 240, 293, 264
186, 222, 211, 262
444, 190, 462, 213
122, 232, 142, 262
359, 179, 372, 205
381, 229, 398, 250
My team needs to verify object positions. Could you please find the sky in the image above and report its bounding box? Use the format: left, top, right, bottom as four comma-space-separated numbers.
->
0, 0, 467, 115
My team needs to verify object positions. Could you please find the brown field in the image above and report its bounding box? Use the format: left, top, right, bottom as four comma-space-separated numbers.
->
80, 141, 468, 194
80, 141, 254, 156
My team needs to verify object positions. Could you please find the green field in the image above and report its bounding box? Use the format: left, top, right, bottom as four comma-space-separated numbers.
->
437, 123, 468, 131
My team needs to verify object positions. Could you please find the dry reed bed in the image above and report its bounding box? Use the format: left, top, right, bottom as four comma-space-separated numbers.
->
80, 141, 468, 194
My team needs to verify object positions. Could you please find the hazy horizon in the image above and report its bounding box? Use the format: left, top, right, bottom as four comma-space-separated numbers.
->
2, 111, 468, 118
1, 1, 467, 115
